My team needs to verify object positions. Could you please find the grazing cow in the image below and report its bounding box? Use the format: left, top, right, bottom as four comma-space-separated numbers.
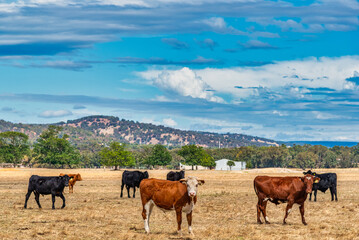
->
59, 173, 83, 193
254, 174, 319, 225
121, 170, 149, 198
167, 170, 185, 181
140, 177, 205, 235
24, 175, 70, 209
303, 170, 338, 202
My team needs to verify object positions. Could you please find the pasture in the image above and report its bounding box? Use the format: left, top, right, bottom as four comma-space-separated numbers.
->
1, 168, 359, 239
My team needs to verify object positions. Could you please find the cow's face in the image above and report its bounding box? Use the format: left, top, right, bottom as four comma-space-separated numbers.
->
180, 176, 205, 198
302, 174, 320, 193
180, 170, 185, 179
76, 174, 82, 181
143, 171, 149, 179
61, 175, 70, 187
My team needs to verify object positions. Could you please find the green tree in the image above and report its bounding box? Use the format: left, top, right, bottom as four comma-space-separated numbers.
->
309, 145, 328, 167
235, 146, 255, 168
32, 125, 81, 168
261, 146, 289, 168
200, 153, 216, 169
227, 160, 235, 170
290, 151, 316, 169
146, 144, 172, 168
178, 145, 207, 170
132, 145, 152, 168
99, 142, 135, 170
323, 150, 337, 168
0, 131, 30, 167
338, 148, 353, 168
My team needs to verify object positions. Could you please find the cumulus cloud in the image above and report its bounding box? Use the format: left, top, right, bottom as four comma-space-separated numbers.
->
184, 56, 359, 99
163, 118, 177, 127
39, 110, 72, 118
152, 67, 225, 103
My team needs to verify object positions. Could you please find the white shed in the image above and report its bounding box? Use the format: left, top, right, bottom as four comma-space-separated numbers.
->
215, 159, 246, 171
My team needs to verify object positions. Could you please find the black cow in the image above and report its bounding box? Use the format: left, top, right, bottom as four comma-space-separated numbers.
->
24, 175, 70, 209
303, 170, 338, 201
166, 170, 185, 181
121, 170, 149, 198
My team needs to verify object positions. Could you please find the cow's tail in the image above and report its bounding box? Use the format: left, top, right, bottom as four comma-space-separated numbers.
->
253, 178, 259, 196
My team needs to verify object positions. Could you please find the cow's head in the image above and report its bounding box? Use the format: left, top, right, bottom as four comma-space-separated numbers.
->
75, 174, 82, 181
179, 170, 185, 179
301, 174, 320, 194
60, 175, 70, 187
180, 176, 205, 198
143, 171, 149, 179
303, 170, 316, 176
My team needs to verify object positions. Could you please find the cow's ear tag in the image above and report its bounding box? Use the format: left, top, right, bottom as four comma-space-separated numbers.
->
314, 179, 319, 183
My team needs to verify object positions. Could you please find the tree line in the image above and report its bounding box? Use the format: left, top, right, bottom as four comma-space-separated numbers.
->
1, 126, 358, 169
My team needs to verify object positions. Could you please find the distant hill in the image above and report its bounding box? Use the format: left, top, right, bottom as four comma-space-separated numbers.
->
0, 115, 280, 148
288, 141, 358, 148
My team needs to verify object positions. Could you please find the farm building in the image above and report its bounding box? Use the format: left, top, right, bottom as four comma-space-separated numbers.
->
215, 159, 246, 170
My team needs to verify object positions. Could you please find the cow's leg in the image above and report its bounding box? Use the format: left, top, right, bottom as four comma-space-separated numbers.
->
34, 192, 42, 208
133, 187, 136, 198
142, 200, 154, 234
299, 203, 307, 225
175, 208, 183, 235
261, 200, 270, 224
69, 184, 73, 193
309, 192, 312, 201
51, 193, 56, 209
283, 201, 294, 224
313, 189, 317, 202
334, 185, 338, 201
59, 192, 66, 209
120, 182, 124, 198
186, 211, 193, 235
256, 199, 263, 224
24, 191, 32, 209
329, 187, 334, 201
126, 186, 131, 198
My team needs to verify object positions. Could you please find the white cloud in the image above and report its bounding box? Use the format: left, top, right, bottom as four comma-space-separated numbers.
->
163, 118, 177, 127
140, 56, 359, 101
39, 110, 72, 118
152, 67, 225, 103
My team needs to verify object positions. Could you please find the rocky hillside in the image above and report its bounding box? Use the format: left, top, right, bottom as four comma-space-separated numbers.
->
0, 115, 280, 148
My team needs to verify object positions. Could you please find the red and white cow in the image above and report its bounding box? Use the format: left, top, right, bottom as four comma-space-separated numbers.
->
139, 176, 205, 235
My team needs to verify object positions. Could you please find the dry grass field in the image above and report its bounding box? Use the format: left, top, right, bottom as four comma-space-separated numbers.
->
1, 168, 359, 240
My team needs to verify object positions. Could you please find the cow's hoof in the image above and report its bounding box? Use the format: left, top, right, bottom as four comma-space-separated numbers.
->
283, 222, 287, 225
303, 222, 307, 226
257, 221, 263, 224
61, 206, 65, 209
265, 222, 270, 224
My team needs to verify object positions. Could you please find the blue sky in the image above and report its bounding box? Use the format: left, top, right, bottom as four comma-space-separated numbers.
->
1, 0, 359, 142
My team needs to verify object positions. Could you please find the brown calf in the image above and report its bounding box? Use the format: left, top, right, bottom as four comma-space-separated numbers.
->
254, 174, 319, 225
59, 173, 82, 193
139, 177, 205, 235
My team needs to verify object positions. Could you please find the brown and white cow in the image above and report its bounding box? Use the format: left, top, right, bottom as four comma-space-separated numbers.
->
59, 173, 82, 193
254, 174, 319, 225
139, 176, 205, 235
